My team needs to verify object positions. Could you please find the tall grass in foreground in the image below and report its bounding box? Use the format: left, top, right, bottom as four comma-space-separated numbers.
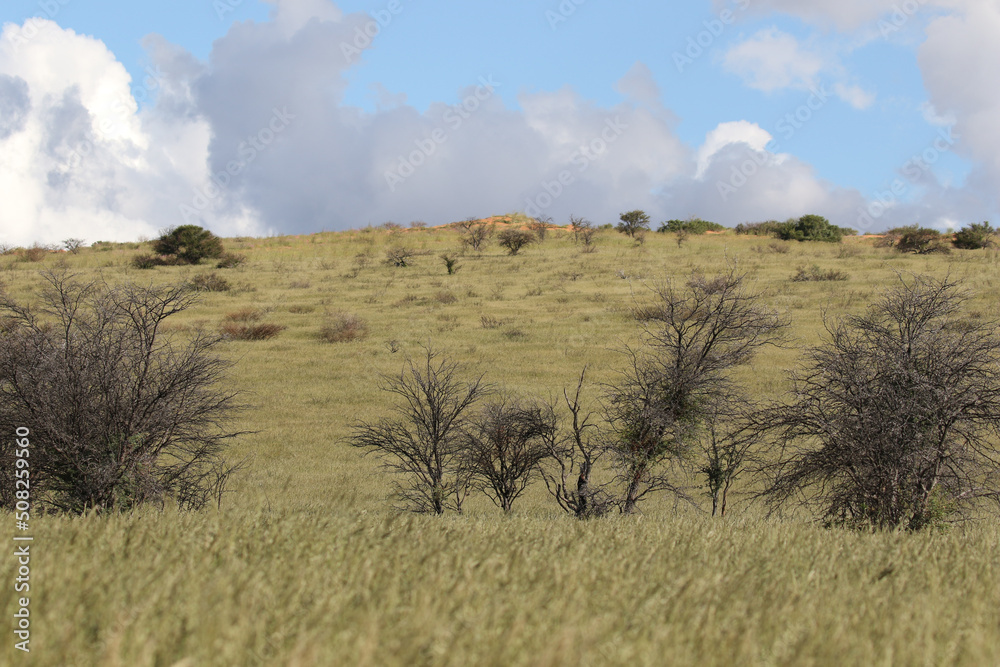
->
2, 508, 998, 666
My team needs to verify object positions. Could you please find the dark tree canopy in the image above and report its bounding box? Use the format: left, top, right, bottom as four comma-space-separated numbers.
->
152, 225, 225, 264
616, 210, 651, 238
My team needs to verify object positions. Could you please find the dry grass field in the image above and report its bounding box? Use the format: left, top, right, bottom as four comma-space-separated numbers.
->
3, 223, 1000, 665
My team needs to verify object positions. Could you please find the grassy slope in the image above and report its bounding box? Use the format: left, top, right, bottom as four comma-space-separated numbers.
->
2, 227, 1000, 665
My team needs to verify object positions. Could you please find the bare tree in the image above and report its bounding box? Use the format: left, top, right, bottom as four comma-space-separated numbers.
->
762, 274, 1000, 530
569, 216, 597, 251
527, 216, 552, 242
348, 348, 488, 514
385, 246, 416, 267
462, 396, 555, 512
540, 368, 614, 518
497, 229, 536, 256
605, 267, 787, 513
460, 222, 494, 252
0, 271, 245, 513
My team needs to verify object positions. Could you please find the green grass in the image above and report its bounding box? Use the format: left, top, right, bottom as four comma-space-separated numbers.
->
3, 228, 1000, 665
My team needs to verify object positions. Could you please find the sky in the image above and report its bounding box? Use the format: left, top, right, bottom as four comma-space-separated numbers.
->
1, 0, 998, 245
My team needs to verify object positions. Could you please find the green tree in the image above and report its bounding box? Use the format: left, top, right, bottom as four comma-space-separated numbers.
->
616, 210, 651, 238
777, 215, 844, 243
152, 225, 225, 264
953, 221, 996, 250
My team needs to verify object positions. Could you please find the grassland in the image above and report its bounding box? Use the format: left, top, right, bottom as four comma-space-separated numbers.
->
3, 225, 1000, 665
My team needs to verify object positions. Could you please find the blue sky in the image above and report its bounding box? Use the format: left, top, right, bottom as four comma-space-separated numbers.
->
1, 0, 997, 244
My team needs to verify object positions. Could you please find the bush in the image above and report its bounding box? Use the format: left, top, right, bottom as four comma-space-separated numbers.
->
0, 273, 243, 513
657, 219, 726, 234
791, 265, 849, 282
62, 238, 85, 254
497, 229, 536, 255
221, 322, 286, 341
735, 221, 784, 237
216, 252, 246, 268
152, 225, 225, 264
224, 307, 265, 322
188, 273, 231, 292
616, 210, 650, 238
320, 312, 369, 343
776, 215, 845, 243
883, 226, 951, 254
18, 246, 49, 263
131, 253, 160, 269
953, 221, 996, 250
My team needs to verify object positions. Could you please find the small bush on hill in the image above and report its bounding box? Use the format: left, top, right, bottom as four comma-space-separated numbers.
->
657, 219, 726, 234
953, 221, 996, 250
776, 215, 846, 243
497, 229, 536, 255
320, 312, 368, 343
735, 221, 785, 237
188, 273, 231, 292
221, 322, 286, 341
791, 265, 850, 282
153, 225, 225, 264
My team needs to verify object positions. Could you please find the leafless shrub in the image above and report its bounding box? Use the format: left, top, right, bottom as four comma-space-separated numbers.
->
497, 228, 538, 255
791, 265, 849, 282
288, 304, 315, 314
461, 222, 493, 252
462, 396, 555, 512
386, 246, 416, 267
698, 401, 764, 517
527, 216, 551, 242
502, 327, 528, 341
409, 221, 428, 229
480, 315, 508, 329
221, 322, 286, 341
62, 238, 85, 254
348, 348, 488, 514
188, 272, 231, 292
540, 368, 615, 518
0, 272, 245, 513
434, 290, 458, 304
216, 252, 246, 269
224, 307, 265, 322
18, 246, 49, 263
288, 280, 311, 289
769, 241, 791, 254
320, 311, 369, 343
761, 274, 1000, 530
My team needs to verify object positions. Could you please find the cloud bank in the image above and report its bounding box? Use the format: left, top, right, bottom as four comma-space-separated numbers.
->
0, 0, 996, 245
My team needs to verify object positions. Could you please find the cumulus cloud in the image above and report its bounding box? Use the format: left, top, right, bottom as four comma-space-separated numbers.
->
723, 28, 825, 92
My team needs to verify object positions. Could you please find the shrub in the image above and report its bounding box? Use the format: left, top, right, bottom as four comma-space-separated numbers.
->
460, 222, 494, 252
776, 215, 845, 243
18, 246, 48, 263
440, 254, 460, 275
132, 253, 161, 269
791, 265, 850, 282
888, 226, 951, 254
497, 229, 536, 255
216, 252, 247, 268
220, 322, 286, 341
735, 221, 784, 237
320, 312, 369, 343
953, 221, 996, 250
188, 273, 231, 292
224, 307, 265, 322
62, 238, 85, 254
763, 275, 1000, 530
616, 210, 650, 238
657, 218, 726, 234
0, 273, 243, 513
385, 247, 415, 267
152, 225, 225, 264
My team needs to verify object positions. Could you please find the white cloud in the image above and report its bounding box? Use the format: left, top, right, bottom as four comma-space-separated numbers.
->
719, 0, 922, 31
833, 83, 875, 110
696, 121, 778, 179
723, 28, 824, 92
